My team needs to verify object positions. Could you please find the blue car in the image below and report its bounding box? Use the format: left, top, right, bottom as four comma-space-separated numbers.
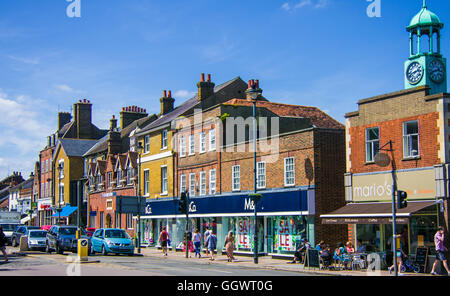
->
90, 228, 134, 256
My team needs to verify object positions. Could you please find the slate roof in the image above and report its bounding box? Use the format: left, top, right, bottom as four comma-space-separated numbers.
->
58, 139, 98, 157
136, 76, 244, 136
223, 99, 344, 129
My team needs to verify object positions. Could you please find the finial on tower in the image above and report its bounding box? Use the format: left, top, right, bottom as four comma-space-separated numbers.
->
423, 0, 427, 8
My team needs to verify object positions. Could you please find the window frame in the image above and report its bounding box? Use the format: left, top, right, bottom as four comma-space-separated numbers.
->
256, 161, 266, 189
232, 165, 240, 192
209, 169, 216, 195
365, 127, 380, 163
284, 157, 295, 187
209, 128, 216, 151
189, 173, 196, 197
200, 171, 206, 196
161, 166, 168, 195
403, 120, 420, 159
161, 129, 168, 150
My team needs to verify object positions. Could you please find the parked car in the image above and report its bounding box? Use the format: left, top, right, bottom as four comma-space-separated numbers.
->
11, 225, 41, 247
90, 228, 134, 256
46, 225, 91, 255
27, 230, 47, 251
85, 227, 96, 237
0, 223, 20, 245
41, 225, 52, 231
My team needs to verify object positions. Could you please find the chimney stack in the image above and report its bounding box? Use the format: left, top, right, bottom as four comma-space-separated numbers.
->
245, 79, 263, 101
120, 105, 148, 129
73, 99, 93, 139
197, 73, 215, 101
160, 90, 175, 116
107, 115, 121, 155
57, 112, 72, 131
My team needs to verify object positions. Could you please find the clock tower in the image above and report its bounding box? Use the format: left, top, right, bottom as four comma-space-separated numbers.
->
405, 0, 447, 94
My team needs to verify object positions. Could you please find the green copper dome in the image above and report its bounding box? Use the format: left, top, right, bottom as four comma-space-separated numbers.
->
407, 1, 443, 31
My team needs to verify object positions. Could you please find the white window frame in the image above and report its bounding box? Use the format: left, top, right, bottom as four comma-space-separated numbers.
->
200, 171, 206, 196
257, 162, 266, 189
209, 169, 216, 195
144, 169, 150, 195
126, 213, 133, 230
209, 128, 216, 151
189, 173, 196, 197
180, 174, 187, 194
144, 135, 150, 153
161, 129, 168, 150
200, 132, 206, 153
161, 166, 168, 195
232, 165, 240, 191
180, 136, 186, 157
365, 127, 380, 163
188, 134, 195, 155
403, 120, 420, 158
107, 172, 112, 189
284, 157, 295, 187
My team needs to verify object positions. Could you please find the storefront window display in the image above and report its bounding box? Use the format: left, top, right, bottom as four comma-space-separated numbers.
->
356, 224, 381, 253
142, 219, 155, 246
271, 216, 307, 255
410, 214, 438, 255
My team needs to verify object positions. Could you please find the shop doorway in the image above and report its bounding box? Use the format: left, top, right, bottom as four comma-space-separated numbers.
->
105, 214, 112, 228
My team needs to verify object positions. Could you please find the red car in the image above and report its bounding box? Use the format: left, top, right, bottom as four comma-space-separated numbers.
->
85, 227, 96, 237
41, 225, 52, 231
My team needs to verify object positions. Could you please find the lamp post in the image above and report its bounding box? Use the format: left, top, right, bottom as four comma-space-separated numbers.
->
375, 140, 398, 277
246, 81, 260, 264
56, 163, 63, 225
137, 142, 144, 254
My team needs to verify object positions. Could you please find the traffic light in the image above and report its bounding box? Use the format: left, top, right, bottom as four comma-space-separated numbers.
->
178, 192, 187, 214
397, 190, 408, 209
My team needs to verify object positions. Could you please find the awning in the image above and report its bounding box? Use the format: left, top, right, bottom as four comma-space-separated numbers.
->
320, 200, 440, 225
52, 205, 78, 217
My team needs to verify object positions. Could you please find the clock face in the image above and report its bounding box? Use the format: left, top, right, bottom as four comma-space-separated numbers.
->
406, 62, 424, 85
429, 59, 445, 83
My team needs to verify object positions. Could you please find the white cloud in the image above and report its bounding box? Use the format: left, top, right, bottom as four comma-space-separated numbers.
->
282, 0, 328, 11
55, 84, 74, 93
0, 90, 54, 178
7, 55, 40, 65
174, 90, 196, 99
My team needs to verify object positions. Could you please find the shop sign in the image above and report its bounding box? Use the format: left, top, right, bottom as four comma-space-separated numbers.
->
322, 217, 409, 225
237, 217, 252, 249
274, 217, 302, 252
352, 169, 435, 202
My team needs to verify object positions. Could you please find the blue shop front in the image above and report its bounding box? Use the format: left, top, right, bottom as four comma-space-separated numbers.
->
138, 188, 316, 257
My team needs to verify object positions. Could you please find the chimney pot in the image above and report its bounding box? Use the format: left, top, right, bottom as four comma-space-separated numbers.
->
168, 90, 172, 98
255, 80, 259, 89
201, 73, 205, 82
163, 90, 167, 98
207, 74, 211, 82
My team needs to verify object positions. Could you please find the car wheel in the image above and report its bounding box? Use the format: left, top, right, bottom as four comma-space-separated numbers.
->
56, 244, 64, 255
102, 245, 108, 256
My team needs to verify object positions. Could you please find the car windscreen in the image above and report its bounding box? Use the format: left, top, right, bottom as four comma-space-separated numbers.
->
104, 229, 129, 239
29, 231, 47, 238
0, 224, 18, 231
60, 228, 77, 235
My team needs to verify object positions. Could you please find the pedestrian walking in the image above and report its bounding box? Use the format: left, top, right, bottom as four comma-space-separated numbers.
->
205, 230, 217, 261
0, 226, 8, 262
193, 229, 202, 258
431, 227, 450, 276
224, 231, 236, 262
159, 227, 169, 257
184, 231, 193, 258
203, 227, 211, 258
388, 234, 406, 275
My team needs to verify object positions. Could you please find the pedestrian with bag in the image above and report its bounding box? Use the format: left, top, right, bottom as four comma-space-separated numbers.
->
431, 226, 450, 276
224, 231, 236, 262
193, 229, 202, 258
159, 227, 169, 257
0, 226, 8, 262
206, 230, 217, 261
203, 227, 211, 258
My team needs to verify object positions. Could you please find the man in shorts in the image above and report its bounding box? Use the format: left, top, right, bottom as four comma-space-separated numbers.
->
0, 226, 8, 262
159, 227, 169, 257
431, 227, 449, 276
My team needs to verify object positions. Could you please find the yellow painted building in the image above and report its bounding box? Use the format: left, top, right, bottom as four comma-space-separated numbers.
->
52, 139, 98, 223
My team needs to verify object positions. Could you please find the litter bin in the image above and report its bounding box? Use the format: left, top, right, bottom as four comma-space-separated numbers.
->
77, 238, 89, 262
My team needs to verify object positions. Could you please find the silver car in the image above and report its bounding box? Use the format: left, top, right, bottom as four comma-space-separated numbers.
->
27, 230, 47, 251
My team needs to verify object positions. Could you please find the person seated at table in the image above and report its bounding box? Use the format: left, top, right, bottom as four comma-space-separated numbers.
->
315, 240, 325, 251
346, 241, 355, 254
320, 244, 332, 269
356, 239, 366, 253
334, 242, 350, 269
290, 238, 311, 264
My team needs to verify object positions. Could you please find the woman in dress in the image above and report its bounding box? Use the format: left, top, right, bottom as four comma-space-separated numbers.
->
225, 231, 236, 262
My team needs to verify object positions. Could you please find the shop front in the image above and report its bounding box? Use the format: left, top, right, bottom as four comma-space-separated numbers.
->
37, 198, 52, 226
322, 167, 443, 267
139, 188, 315, 257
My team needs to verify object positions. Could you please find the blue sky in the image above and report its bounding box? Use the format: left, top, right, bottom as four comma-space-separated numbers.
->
0, 0, 448, 178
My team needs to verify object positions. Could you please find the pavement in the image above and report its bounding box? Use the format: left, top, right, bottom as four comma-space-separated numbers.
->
137, 247, 433, 276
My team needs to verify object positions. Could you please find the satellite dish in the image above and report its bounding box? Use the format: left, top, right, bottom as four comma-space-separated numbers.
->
374, 153, 391, 167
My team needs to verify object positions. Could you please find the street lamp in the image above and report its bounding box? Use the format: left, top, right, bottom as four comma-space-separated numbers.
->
137, 142, 144, 254
246, 80, 261, 264
56, 163, 63, 225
